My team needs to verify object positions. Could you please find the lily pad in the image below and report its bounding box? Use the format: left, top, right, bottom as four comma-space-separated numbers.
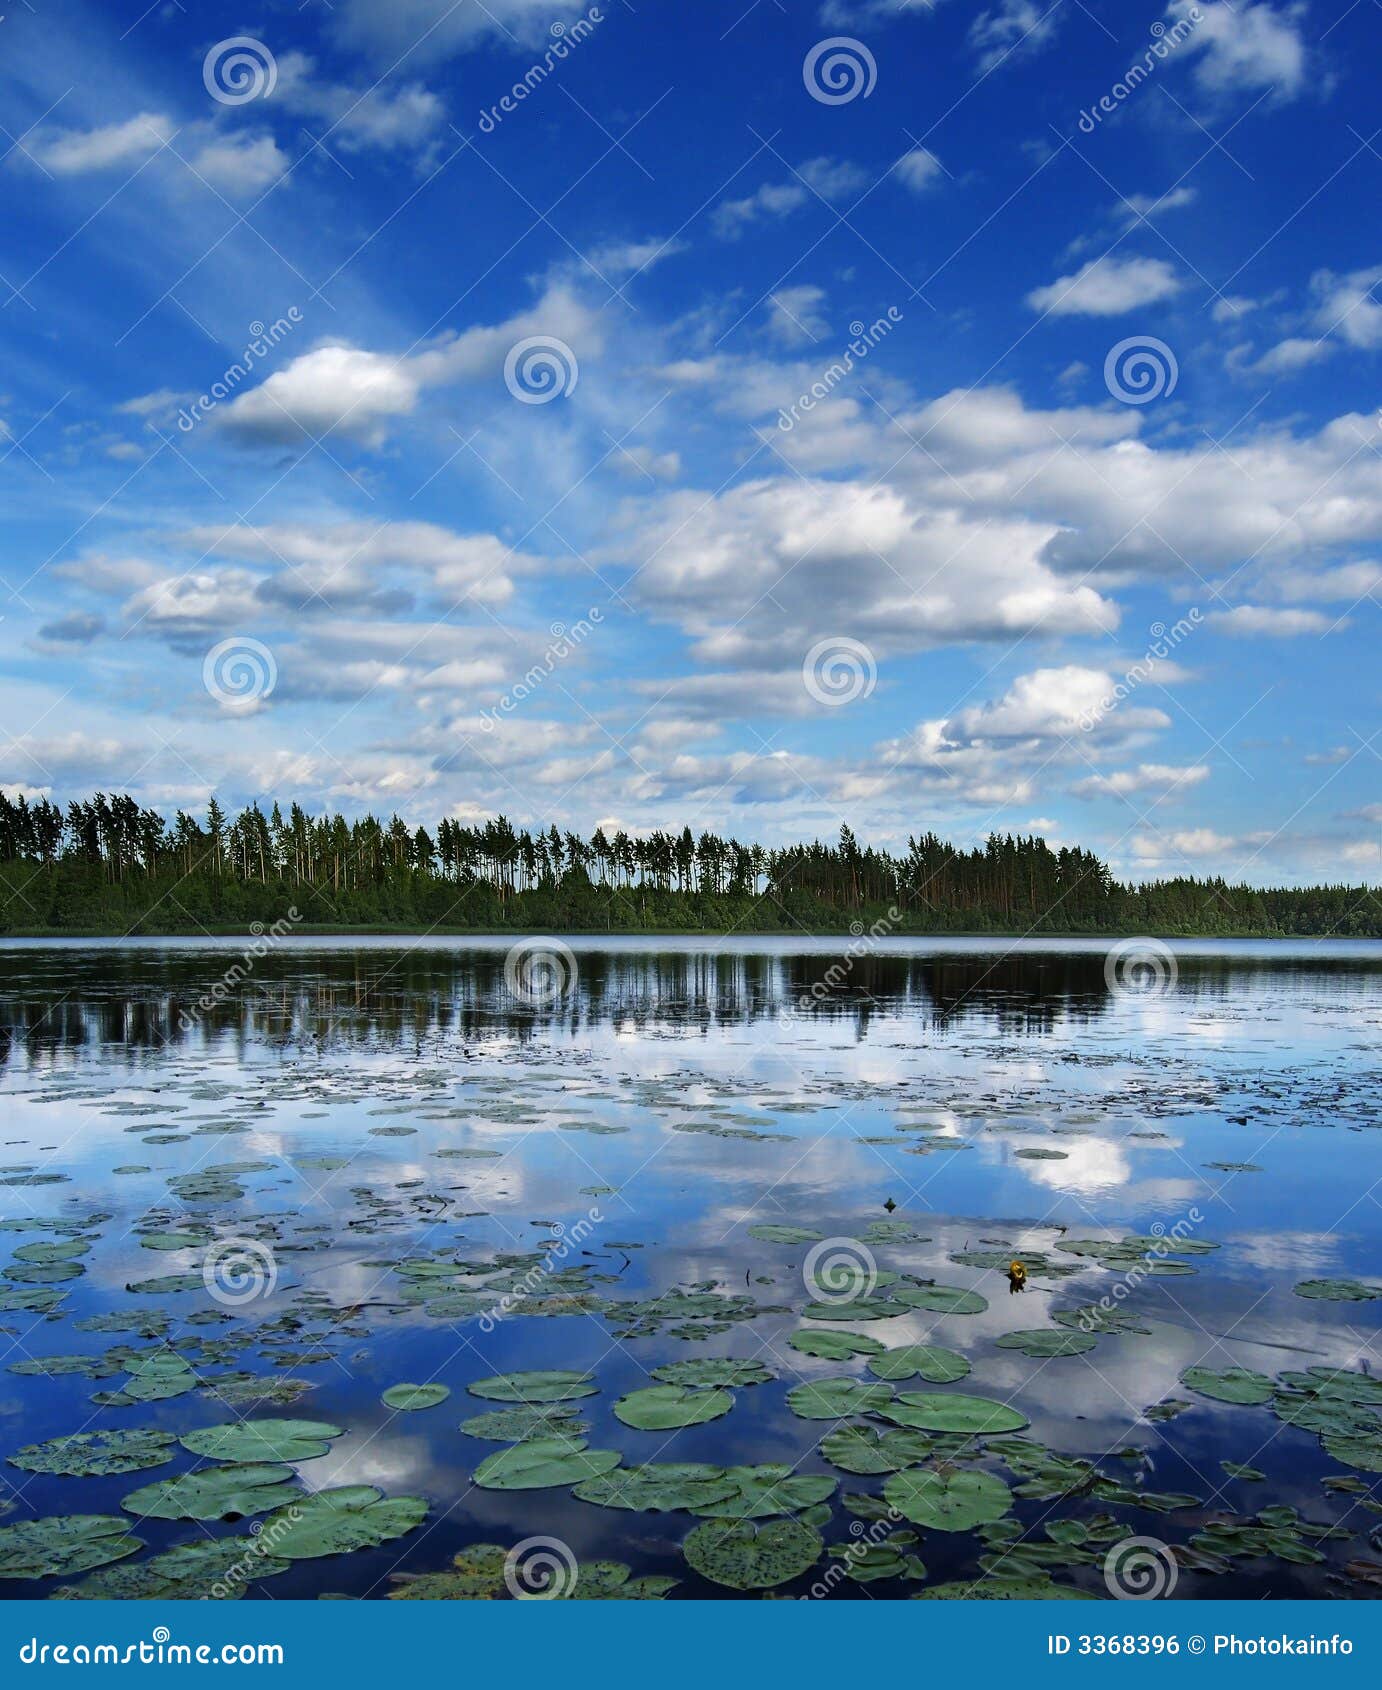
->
459, 1407, 587, 1442
180, 1421, 344, 1464
467, 1369, 597, 1403
473, 1439, 622, 1490
785, 1377, 893, 1420
995, 1330, 1097, 1358
747, 1225, 822, 1243
651, 1359, 775, 1388
879, 1392, 1029, 1435
573, 1463, 737, 1513
1182, 1366, 1274, 1406
10, 1429, 178, 1478
683, 1518, 823, 1590
0, 1516, 143, 1581
867, 1344, 970, 1383
382, 1383, 450, 1412
256, 1487, 427, 1559
884, 1467, 1013, 1531
614, 1385, 734, 1431
53, 1534, 290, 1600
819, 1425, 935, 1475
891, 1284, 987, 1315
121, 1463, 301, 1522
1294, 1278, 1382, 1302
788, 1329, 885, 1360
689, 1464, 837, 1519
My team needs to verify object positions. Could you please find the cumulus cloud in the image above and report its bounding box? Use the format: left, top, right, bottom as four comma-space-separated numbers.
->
713, 158, 865, 237
943, 666, 1169, 744
1027, 255, 1184, 317
1311, 264, 1382, 350
1168, 0, 1309, 100
26, 112, 173, 174
218, 284, 600, 446
190, 134, 288, 197
894, 147, 945, 192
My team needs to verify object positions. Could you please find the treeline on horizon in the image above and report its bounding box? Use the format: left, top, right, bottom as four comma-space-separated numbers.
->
0, 790, 1375, 937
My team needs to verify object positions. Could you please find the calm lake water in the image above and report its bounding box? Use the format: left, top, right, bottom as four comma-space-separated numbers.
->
1, 937, 1379, 1601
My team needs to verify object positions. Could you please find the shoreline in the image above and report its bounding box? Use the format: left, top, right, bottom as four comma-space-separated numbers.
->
0, 922, 1376, 944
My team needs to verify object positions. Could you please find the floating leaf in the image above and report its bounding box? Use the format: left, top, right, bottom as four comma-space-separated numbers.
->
785, 1378, 893, 1420
884, 1468, 1013, 1531
467, 1369, 597, 1403
683, 1518, 822, 1589
995, 1330, 1097, 1358
382, 1383, 450, 1412
180, 1421, 344, 1464
689, 1464, 836, 1519
747, 1225, 822, 1243
1294, 1278, 1382, 1303
1182, 1366, 1273, 1406
459, 1407, 587, 1443
651, 1359, 774, 1388
10, 1429, 178, 1478
891, 1284, 987, 1315
0, 1516, 143, 1580
54, 1534, 290, 1600
819, 1424, 934, 1475
256, 1487, 427, 1559
788, 1329, 884, 1360
614, 1385, 734, 1430
573, 1463, 737, 1513
880, 1392, 1028, 1435
121, 1463, 300, 1522
867, 1344, 969, 1383
473, 1439, 622, 1490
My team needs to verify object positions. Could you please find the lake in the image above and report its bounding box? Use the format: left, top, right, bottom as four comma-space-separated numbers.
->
1, 936, 1379, 1600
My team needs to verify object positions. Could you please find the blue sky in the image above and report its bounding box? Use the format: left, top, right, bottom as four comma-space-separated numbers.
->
0, 0, 1378, 885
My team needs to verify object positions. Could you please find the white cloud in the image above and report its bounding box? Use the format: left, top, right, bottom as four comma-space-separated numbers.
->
1027, 255, 1184, 316
1071, 763, 1210, 799
1117, 186, 1197, 226
1168, 0, 1309, 100
713, 158, 864, 237
1311, 264, 1382, 350
944, 666, 1168, 744
1207, 605, 1337, 636
1234, 335, 1334, 377
271, 52, 446, 153
219, 284, 601, 446
766, 286, 830, 345
894, 147, 944, 192
190, 134, 288, 197
27, 112, 172, 174
336, 0, 594, 63
969, 1, 1064, 73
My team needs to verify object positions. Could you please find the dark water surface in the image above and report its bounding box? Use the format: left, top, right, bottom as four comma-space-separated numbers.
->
1, 937, 1379, 1601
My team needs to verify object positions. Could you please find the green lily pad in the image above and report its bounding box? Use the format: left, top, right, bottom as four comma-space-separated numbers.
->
788, 1329, 885, 1360
801, 1297, 902, 1322
467, 1370, 597, 1403
689, 1464, 837, 1519
573, 1463, 737, 1512
891, 1284, 987, 1315
885, 1468, 1013, 1531
1182, 1366, 1274, 1405
683, 1518, 823, 1589
867, 1344, 970, 1383
879, 1392, 1029, 1435
914, 1573, 1096, 1599
747, 1225, 823, 1243
785, 1377, 893, 1420
0, 1516, 143, 1581
9, 1429, 178, 1478
819, 1424, 935, 1475
995, 1330, 1097, 1358
614, 1385, 734, 1430
1294, 1278, 1382, 1302
473, 1439, 622, 1490
382, 1383, 450, 1412
256, 1487, 427, 1559
121, 1463, 300, 1522
180, 1421, 344, 1464
53, 1534, 291, 1600
458, 1407, 587, 1442
651, 1359, 775, 1388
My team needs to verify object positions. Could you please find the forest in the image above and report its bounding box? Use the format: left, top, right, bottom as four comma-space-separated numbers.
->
0, 789, 1376, 937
